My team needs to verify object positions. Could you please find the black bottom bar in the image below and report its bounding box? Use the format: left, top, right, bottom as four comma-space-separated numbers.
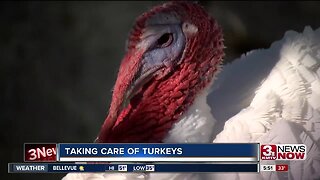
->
8, 163, 258, 173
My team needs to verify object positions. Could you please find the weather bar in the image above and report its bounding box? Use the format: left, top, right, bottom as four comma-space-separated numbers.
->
8, 163, 259, 173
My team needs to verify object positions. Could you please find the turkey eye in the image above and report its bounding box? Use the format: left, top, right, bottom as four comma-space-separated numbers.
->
156, 33, 173, 48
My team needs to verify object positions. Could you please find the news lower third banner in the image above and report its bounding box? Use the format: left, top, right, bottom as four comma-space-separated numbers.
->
57, 143, 259, 162
8, 163, 259, 173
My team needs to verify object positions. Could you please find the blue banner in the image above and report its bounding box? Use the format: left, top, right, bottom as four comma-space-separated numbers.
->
58, 143, 258, 162
8, 163, 259, 173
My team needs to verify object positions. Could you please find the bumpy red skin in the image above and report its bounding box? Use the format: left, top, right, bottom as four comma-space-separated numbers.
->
97, 2, 224, 143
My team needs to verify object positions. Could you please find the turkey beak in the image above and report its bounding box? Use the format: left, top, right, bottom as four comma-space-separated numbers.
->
105, 44, 175, 131
123, 65, 162, 107
96, 50, 165, 143
123, 45, 177, 108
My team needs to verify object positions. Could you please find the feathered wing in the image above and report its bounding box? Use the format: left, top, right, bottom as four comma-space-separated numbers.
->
210, 26, 320, 180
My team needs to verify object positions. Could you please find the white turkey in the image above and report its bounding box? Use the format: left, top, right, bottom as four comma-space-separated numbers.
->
63, 1, 320, 180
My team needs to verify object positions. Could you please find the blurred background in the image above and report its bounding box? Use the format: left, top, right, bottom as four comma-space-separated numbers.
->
1, 1, 320, 179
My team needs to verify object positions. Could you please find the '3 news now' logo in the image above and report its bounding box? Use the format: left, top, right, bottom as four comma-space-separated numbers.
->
260, 144, 306, 160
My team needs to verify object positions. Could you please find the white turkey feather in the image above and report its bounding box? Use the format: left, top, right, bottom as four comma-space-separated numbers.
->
63, 26, 320, 180
211, 26, 320, 180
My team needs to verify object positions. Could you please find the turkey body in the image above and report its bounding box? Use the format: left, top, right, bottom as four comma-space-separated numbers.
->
63, 26, 320, 180
61, 0, 320, 177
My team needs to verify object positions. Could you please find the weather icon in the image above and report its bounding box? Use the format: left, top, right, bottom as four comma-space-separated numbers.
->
79, 166, 85, 171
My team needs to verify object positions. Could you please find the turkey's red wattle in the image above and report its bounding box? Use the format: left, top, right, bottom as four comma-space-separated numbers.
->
97, 1, 224, 143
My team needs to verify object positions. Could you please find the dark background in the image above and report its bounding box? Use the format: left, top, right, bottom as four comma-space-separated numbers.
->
1, 1, 320, 179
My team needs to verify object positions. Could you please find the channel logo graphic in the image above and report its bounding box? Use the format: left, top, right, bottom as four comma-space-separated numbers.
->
24, 143, 57, 162
260, 144, 306, 160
